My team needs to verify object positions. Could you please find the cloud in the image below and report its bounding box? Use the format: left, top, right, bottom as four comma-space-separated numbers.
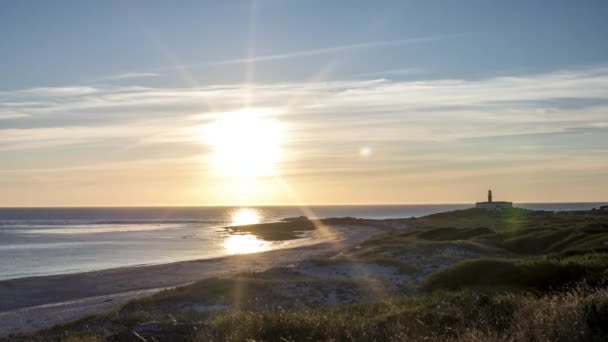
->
0, 65, 607, 157
2, 65, 608, 205
12, 86, 100, 97
5, 65, 608, 129
0, 111, 28, 120
101, 72, 161, 81
350, 68, 427, 79
212, 36, 443, 65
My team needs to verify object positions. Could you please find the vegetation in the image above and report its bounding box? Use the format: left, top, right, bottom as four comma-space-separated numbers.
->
201, 286, 608, 342
11, 207, 608, 341
425, 254, 608, 291
226, 216, 315, 240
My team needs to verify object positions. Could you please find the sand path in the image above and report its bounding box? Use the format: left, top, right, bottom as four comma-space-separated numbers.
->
0, 224, 385, 337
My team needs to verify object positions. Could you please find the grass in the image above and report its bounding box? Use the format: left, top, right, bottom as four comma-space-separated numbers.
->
199, 286, 608, 342
29, 286, 608, 341
121, 272, 370, 315
384, 208, 608, 256
425, 254, 608, 292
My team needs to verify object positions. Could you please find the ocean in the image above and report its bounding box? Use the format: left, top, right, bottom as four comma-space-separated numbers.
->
0, 203, 605, 281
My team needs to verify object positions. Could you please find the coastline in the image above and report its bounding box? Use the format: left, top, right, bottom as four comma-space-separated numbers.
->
0, 223, 387, 336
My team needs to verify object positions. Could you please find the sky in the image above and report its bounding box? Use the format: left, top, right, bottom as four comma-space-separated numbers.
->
1, 0, 608, 206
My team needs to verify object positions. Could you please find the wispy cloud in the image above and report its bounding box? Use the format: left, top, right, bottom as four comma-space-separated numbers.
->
14, 86, 100, 97
212, 36, 443, 65
350, 67, 427, 79
1, 65, 607, 153
101, 72, 160, 81
2, 65, 608, 204
0, 111, 28, 120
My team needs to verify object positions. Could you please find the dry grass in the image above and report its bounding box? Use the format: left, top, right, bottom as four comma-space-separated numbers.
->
193, 285, 608, 342
453, 286, 608, 342
16, 286, 608, 341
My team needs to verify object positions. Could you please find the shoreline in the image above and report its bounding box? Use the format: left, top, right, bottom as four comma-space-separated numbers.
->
0, 223, 388, 336
0, 226, 324, 282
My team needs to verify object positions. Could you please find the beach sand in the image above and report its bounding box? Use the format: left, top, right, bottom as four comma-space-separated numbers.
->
0, 224, 386, 337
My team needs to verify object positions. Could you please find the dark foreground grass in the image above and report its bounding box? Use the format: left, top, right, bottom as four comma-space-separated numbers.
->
200, 286, 608, 342
21, 286, 608, 342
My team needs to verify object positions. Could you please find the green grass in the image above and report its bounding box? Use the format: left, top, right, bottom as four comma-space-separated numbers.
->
425, 253, 608, 292
417, 226, 495, 241
380, 208, 608, 256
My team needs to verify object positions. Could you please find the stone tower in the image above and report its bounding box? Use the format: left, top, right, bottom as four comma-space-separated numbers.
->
488, 189, 493, 203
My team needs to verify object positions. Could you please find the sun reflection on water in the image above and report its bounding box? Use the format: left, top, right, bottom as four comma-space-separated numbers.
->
223, 234, 268, 254
230, 208, 261, 226
223, 208, 268, 254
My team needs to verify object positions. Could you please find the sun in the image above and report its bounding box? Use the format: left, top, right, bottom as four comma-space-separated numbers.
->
205, 108, 285, 178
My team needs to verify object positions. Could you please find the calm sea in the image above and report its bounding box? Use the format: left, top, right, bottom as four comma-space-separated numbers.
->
0, 203, 604, 281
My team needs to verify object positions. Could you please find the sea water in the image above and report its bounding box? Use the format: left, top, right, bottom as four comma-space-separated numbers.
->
0, 203, 604, 281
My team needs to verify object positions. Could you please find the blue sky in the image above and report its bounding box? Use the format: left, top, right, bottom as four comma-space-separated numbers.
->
1, 1, 608, 205
3, 0, 608, 88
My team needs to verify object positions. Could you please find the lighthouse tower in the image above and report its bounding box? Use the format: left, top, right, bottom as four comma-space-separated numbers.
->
476, 189, 512, 210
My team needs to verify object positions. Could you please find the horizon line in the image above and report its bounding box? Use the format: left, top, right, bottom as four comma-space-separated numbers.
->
0, 201, 606, 209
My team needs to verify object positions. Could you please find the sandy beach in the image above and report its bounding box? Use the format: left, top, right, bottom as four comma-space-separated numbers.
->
0, 224, 386, 337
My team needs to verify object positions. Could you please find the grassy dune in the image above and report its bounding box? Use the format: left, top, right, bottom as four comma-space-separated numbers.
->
425, 254, 608, 291
13, 208, 608, 341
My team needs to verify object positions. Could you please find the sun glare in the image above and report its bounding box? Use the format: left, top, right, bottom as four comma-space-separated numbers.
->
223, 234, 268, 254
205, 108, 285, 178
230, 208, 261, 226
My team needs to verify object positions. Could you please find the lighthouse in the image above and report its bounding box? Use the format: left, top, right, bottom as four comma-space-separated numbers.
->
476, 189, 512, 210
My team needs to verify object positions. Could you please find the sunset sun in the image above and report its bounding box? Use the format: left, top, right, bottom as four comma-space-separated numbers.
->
205, 108, 285, 178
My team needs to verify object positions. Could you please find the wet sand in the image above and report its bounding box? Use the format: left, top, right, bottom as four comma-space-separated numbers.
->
0, 224, 386, 336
